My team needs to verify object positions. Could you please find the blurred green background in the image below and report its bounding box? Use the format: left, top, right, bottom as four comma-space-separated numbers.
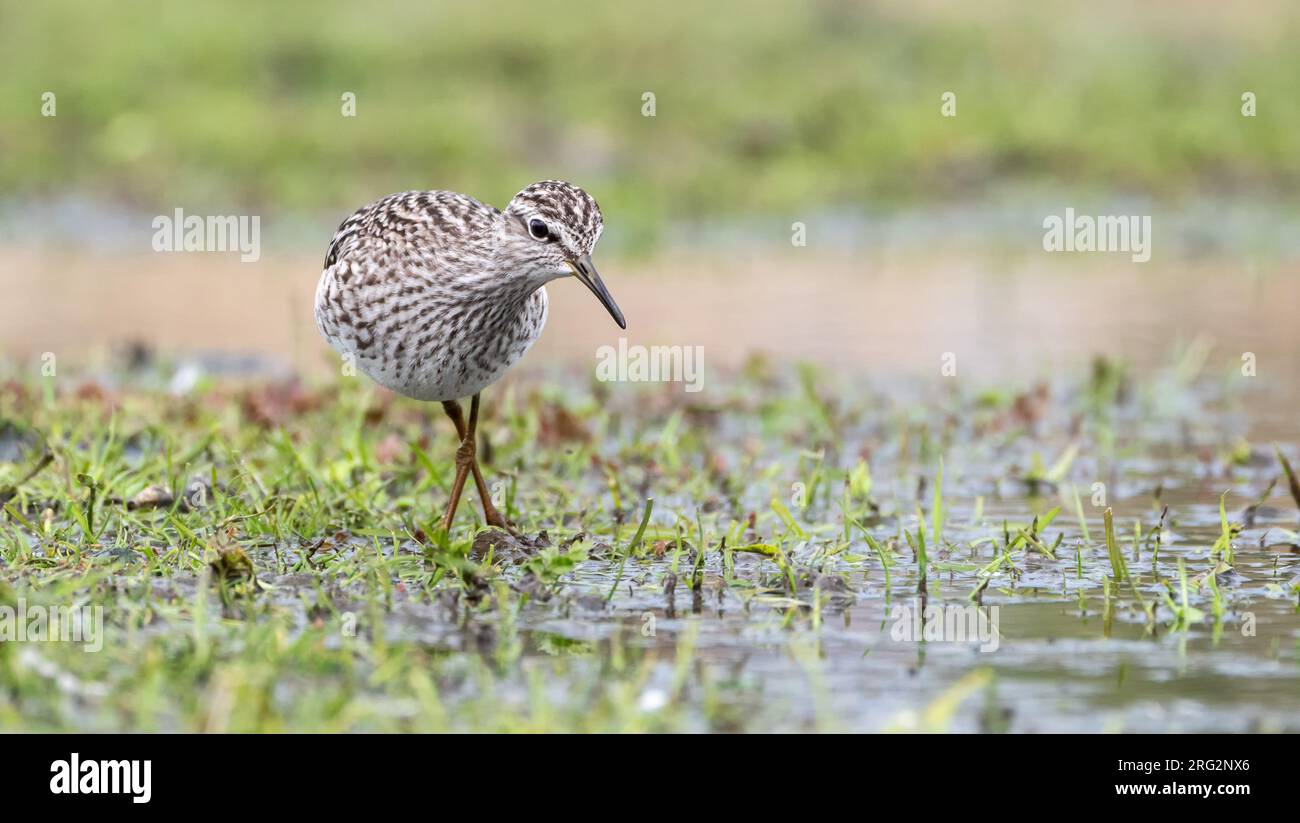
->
2, 0, 1299, 243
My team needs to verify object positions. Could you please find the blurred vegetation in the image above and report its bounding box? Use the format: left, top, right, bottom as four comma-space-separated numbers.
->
2, 0, 1299, 240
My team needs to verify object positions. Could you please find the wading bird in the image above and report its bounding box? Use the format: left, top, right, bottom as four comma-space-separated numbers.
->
315, 181, 624, 534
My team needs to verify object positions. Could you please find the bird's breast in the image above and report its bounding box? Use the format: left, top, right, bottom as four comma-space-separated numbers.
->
321, 276, 549, 402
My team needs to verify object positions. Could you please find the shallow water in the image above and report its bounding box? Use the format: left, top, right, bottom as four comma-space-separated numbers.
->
190, 372, 1299, 733
511, 507, 1297, 731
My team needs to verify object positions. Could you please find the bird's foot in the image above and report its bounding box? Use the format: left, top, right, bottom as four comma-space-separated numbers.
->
469, 526, 557, 564
481, 506, 522, 538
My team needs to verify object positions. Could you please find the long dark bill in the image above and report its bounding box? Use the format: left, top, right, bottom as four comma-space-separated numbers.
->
569, 254, 626, 329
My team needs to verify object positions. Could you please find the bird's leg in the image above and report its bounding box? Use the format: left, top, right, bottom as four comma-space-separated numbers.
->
464, 394, 519, 534
439, 400, 472, 533
440, 396, 517, 535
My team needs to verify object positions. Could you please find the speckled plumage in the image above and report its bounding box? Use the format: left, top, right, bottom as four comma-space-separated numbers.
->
314, 181, 609, 402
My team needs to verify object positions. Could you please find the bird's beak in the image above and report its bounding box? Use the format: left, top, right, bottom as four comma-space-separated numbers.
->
568, 254, 626, 329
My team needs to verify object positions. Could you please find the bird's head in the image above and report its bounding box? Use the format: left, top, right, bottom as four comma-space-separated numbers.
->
498, 180, 625, 329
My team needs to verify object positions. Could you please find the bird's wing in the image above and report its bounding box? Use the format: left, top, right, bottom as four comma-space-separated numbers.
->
323, 190, 500, 278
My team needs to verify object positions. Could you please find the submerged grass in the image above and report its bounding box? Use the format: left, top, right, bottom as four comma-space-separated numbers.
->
0, 352, 1298, 732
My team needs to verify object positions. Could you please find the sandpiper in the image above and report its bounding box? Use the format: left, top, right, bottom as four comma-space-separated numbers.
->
314, 180, 625, 533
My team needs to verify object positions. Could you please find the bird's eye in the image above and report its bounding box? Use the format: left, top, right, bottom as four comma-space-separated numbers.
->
528, 219, 550, 241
